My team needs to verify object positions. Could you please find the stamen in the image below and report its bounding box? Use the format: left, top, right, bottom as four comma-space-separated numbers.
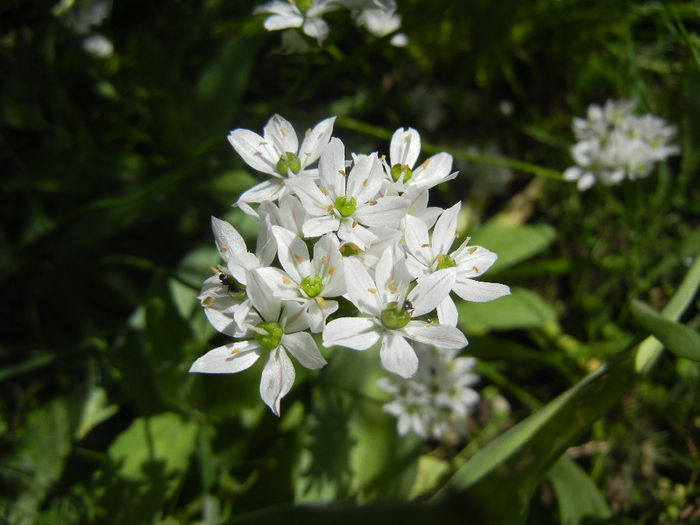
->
321, 186, 329, 195
305, 128, 311, 137
230, 348, 240, 355
468, 246, 477, 254
293, 253, 303, 263
339, 169, 347, 177
421, 243, 430, 248
362, 179, 368, 187
220, 247, 227, 253
315, 297, 327, 307
351, 219, 358, 228
328, 266, 335, 275
282, 277, 292, 285
369, 200, 377, 206
473, 266, 479, 273
368, 288, 377, 293
422, 158, 430, 169
327, 204, 334, 212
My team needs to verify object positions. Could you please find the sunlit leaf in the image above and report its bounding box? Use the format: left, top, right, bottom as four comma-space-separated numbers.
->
548, 457, 611, 525
630, 299, 700, 362
468, 223, 556, 273
457, 287, 557, 334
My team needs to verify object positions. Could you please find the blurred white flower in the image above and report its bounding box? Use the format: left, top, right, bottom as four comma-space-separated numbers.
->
564, 99, 679, 190
82, 33, 113, 58
378, 345, 480, 440
254, 0, 340, 43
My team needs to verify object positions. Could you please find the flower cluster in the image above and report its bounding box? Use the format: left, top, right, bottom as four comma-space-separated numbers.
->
377, 344, 480, 440
564, 99, 680, 191
190, 114, 509, 418
254, 0, 407, 46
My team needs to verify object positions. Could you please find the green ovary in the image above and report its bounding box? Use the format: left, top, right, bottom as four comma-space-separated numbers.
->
381, 301, 411, 329
254, 321, 283, 350
339, 243, 362, 257
390, 164, 413, 183
295, 0, 313, 12
334, 196, 356, 217
276, 152, 301, 175
436, 253, 457, 270
301, 275, 323, 298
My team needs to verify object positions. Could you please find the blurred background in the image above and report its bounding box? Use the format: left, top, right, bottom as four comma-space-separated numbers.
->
1, 0, 699, 523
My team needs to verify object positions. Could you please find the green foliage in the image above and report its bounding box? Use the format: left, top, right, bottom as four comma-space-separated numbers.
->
2, 0, 699, 523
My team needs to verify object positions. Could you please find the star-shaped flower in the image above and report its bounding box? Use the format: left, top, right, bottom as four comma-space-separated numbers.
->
288, 137, 407, 249
228, 114, 335, 213
404, 203, 510, 326
323, 246, 466, 378
190, 268, 327, 416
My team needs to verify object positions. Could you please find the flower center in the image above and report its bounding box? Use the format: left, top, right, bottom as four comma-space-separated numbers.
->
254, 321, 283, 350
276, 152, 301, 175
334, 196, 356, 217
339, 243, 362, 257
295, 0, 313, 12
300, 275, 323, 298
435, 253, 457, 270
381, 301, 411, 329
390, 164, 413, 183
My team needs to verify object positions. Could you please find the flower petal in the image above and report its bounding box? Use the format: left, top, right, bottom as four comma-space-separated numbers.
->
408, 268, 456, 316
390, 127, 421, 169
380, 332, 418, 378
432, 202, 460, 255
282, 331, 327, 369
237, 179, 284, 205
298, 116, 336, 168
228, 128, 278, 175
319, 137, 346, 199
246, 269, 281, 322
343, 256, 382, 315
189, 341, 262, 374
436, 295, 459, 326
259, 347, 295, 417
452, 279, 511, 302
271, 225, 310, 283
263, 114, 299, 157
211, 216, 247, 259
403, 321, 467, 350
323, 317, 381, 350
354, 196, 408, 227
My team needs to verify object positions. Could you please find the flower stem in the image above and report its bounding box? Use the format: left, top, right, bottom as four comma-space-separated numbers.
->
336, 116, 564, 181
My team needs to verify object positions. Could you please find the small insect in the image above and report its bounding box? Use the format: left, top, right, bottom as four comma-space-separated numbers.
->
218, 273, 240, 294
402, 299, 414, 315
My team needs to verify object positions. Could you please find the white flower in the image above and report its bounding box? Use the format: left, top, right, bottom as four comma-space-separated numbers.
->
378, 345, 480, 440
323, 246, 467, 378
383, 127, 457, 192
354, 1, 401, 37
565, 99, 679, 190
198, 216, 275, 335
404, 203, 510, 326
82, 33, 113, 58
254, 0, 340, 43
288, 137, 408, 249
257, 228, 346, 332
190, 269, 327, 416
228, 114, 335, 212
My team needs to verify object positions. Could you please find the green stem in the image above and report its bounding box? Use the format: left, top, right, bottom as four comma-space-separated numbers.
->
335, 116, 563, 181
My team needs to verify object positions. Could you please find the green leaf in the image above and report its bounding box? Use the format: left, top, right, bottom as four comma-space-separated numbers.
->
636, 255, 700, 372
468, 222, 556, 274
457, 287, 557, 334
630, 299, 700, 362
434, 348, 637, 524
108, 412, 198, 493
74, 387, 119, 440
548, 457, 611, 525
1, 400, 72, 525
